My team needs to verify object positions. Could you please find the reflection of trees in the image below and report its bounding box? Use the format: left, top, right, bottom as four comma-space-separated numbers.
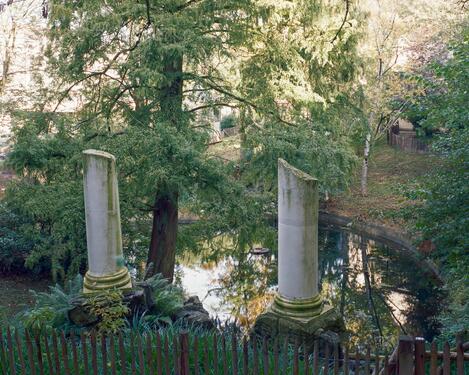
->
215, 254, 276, 329
181, 229, 444, 342
319, 231, 443, 347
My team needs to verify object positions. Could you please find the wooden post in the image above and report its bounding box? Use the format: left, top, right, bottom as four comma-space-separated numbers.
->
414, 337, 425, 375
397, 336, 414, 375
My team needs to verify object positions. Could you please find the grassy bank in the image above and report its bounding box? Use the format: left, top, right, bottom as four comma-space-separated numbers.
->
324, 140, 440, 236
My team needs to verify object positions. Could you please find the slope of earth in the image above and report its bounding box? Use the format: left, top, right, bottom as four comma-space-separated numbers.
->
324, 140, 441, 236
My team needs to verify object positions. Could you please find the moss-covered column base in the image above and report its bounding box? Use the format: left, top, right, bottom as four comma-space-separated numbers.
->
83, 267, 132, 293
252, 302, 345, 344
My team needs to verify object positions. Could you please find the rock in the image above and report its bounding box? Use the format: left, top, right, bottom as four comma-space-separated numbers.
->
174, 296, 216, 331
68, 297, 99, 327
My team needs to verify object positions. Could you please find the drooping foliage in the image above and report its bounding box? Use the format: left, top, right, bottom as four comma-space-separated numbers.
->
2, 0, 364, 279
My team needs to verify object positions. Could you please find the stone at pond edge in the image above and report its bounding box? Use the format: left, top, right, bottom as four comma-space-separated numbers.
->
68, 297, 99, 327
173, 296, 216, 331
68, 291, 215, 330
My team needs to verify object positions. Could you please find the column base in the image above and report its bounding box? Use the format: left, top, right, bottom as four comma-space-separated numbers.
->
83, 267, 133, 293
272, 293, 324, 318
253, 295, 345, 344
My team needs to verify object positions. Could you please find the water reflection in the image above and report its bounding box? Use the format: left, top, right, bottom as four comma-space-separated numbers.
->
175, 228, 444, 345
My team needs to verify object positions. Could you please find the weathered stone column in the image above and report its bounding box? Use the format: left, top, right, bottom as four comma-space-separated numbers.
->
272, 159, 323, 317
82, 150, 132, 293
253, 159, 343, 341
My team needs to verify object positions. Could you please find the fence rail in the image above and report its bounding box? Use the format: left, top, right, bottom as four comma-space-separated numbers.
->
0, 328, 467, 374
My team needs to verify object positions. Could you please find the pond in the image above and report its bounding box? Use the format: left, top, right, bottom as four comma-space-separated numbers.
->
0, 227, 444, 346
175, 227, 444, 345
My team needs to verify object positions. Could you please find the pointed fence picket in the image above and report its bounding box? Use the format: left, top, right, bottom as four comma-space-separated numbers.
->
0, 328, 467, 374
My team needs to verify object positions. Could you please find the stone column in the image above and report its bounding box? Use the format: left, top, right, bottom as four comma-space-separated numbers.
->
272, 159, 323, 317
82, 150, 132, 293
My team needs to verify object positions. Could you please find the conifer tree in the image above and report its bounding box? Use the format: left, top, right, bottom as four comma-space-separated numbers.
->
5, 0, 364, 281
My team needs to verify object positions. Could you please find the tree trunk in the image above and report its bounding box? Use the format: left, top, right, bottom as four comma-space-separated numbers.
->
361, 131, 371, 196
145, 51, 183, 282
146, 191, 179, 282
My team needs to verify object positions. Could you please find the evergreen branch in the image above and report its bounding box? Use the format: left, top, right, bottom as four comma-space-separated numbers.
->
145, 0, 151, 24
201, 80, 297, 127
331, 0, 350, 44
52, 23, 148, 113
186, 103, 238, 113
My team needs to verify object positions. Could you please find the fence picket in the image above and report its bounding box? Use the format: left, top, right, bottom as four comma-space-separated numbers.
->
204, 337, 210, 375
129, 333, 136, 375
293, 340, 299, 375
44, 333, 54, 375
34, 334, 45, 375
60, 331, 71, 375
137, 334, 145, 375
313, 340, 319, 375
119, 332, 127, 375
193, 336, 199, 375
110, 334, 117, 375
355, 348, 360, 375
52, 330, 61, 375
262, 337, 269, 375
273, 339, 279, 375
0, 331, 7, 375
443, 342, 450, 375
148, 334, 155, 375
333, 344, 339, 375
163, 336, 170, 375
90, 330, 98, 375
365, 346, 370, 375
414, 337, 425, 375
221, 335, 228, 375
80, 332, 89, 375
6, 328, 16, 375
252, 337, 258, 375
324, 343, 329, 375
180, 333, 190, 375
15, 330, 26, 374
344, 346, 349, 375
242, 337, 249, 375
303, 341, 309, 375
25, 330, 36, 375
456, 340, 464, 375
231, 334, 238, 375
102, 335, 109, 375
282, 338, 288, 374
374, 348, 380, 375
430, 341, 437, 375
156, 333, 163, 375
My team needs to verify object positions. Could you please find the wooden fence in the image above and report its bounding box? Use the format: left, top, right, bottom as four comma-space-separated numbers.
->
388, 131, 430, 154
0, 328, 467, 374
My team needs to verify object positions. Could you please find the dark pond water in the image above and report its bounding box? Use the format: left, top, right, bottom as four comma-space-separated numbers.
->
174, 228, 444, 345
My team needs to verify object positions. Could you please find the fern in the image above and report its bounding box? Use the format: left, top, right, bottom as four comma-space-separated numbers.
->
20, 274, 83, 332
145, 273, 184, 317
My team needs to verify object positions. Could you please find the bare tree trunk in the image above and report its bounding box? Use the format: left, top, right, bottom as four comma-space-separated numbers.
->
360, 132, 371, 196
146, 191, 179, 282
